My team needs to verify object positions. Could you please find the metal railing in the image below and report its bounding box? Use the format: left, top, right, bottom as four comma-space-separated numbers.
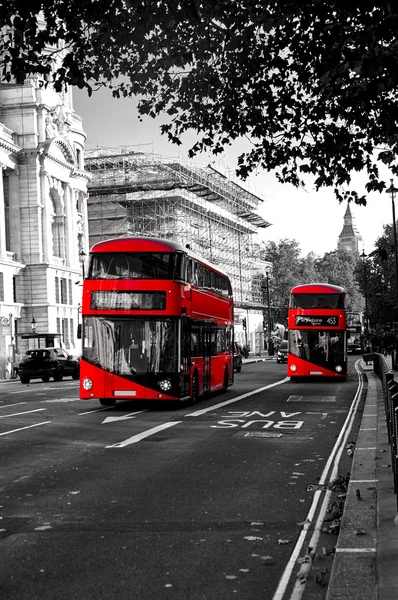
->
373, 352, 398, 508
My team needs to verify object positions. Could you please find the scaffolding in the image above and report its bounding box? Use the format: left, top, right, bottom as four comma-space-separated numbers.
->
85, 146, 271, 308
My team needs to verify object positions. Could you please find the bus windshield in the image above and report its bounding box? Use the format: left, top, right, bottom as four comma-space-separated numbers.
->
289, 330, 345, 367
290, 293, 344, 309
87, 252, 174, 280
83, 317, 178, 375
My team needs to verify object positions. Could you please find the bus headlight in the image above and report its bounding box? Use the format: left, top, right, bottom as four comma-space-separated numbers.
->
82, 377, 93, 391
158, 379, 172, 391
290, 364, 297, 372
335, 365, 343, 373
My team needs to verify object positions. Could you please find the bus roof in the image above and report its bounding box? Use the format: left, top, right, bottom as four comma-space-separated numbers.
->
89, 236, 230, 279
290, 283, 346, 295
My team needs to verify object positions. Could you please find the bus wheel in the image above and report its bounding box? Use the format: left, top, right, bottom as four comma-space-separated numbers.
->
99, 398, 116, 407
290, 376, 300, 382
190, 374, 199, 404
222, 368, 229, 392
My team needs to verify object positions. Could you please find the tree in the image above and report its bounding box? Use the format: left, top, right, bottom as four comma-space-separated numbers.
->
314, 249, 364, 312
262, 239, 303, 323
355, 225, 398, 326
3, 1, 398, 202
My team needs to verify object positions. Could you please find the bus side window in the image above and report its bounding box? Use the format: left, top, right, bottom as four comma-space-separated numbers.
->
174, 251, 185, 281
186, 258, 193, 284
197, 263, 204, 288
192, 261, 198, 286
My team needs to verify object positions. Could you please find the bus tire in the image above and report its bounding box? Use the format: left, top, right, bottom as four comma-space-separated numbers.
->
222, 368, 229, 392
290, 376, 300, 382
190, 373, 199, 404
99, 398, 116, 407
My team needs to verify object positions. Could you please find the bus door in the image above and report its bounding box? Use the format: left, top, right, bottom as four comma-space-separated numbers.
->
202, 325, 212, 394
180, 318, 191, 398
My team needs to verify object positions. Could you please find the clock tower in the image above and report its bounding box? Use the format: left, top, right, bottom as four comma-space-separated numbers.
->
337, 202, 363, 254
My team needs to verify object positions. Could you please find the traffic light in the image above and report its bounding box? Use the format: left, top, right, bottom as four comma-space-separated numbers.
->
242, 318, 247, 330
263, 320, 267, 331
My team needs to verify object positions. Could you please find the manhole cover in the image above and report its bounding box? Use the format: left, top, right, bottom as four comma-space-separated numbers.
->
287, 395, 336, 402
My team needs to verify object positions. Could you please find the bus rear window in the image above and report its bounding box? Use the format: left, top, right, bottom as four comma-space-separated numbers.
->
290, 294, 344, 309
88, 252, 173, 279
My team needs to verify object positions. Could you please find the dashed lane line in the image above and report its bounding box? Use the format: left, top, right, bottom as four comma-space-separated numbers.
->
0, 408, 47, 419
106, 421, 182, 448
0, 421, 52, 436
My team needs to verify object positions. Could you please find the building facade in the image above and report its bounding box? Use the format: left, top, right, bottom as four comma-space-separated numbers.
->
0, 76, 90, 377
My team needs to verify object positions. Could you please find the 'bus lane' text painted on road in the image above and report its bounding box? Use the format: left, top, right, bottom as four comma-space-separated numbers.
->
211, 410, 304, 430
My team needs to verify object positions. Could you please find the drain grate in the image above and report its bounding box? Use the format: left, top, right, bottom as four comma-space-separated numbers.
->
287, 395, 336, 402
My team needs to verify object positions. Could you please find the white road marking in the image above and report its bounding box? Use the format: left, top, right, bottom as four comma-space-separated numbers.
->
0, 408, 47, 419
0, 421, 52, 436
102, 410, 146, 424
106, 421, 182, 448
336, 548, 376, 553
186, 378, 289, 417
0, 402, 27, 409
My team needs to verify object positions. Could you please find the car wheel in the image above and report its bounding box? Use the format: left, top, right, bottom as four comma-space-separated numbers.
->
41, 375, 50, 382
53, 368, 63, 382
100, 398, 116, 406
72, 369, 79, 380
20, 376, 30, 384
236, 364, 242, 372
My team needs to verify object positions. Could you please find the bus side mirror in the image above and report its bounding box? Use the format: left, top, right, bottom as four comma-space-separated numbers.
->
77, 324, 82, 340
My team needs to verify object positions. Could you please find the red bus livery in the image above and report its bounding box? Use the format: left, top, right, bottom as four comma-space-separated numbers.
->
79, 237, 234, 405
287, 283, 347, 379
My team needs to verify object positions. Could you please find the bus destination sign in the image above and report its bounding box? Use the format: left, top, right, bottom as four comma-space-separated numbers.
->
91, 291, 166, 311
295, 315, 339, 327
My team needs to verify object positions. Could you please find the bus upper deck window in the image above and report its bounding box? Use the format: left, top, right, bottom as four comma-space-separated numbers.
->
174, 251, 185, 281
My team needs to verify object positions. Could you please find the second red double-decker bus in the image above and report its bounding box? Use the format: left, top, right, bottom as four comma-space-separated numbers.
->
79, 237, 234, 405
287, 283, 347, 380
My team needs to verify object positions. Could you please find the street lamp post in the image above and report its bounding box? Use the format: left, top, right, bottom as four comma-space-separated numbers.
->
385, 179, 398, 367
386, 180, 398, 318
31, 317, 36, 333
361, 250, 369, 333
266, 271, 274, 356
79, 250, 87, 279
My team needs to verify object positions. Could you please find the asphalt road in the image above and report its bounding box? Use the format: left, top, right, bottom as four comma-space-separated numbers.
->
0, 358, 365, 600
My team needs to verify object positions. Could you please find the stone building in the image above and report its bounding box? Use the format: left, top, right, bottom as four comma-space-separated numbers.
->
0, 77, 90, 377
337, 202, 363, 254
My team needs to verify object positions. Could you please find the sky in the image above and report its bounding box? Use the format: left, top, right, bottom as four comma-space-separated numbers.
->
73, 87, 396, 258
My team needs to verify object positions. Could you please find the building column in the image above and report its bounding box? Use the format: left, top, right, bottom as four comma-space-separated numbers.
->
0, 168, 6, 257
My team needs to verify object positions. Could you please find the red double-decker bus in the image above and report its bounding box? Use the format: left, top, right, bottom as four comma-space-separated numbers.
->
287, 283, 347, 380
79, 237, 234, 405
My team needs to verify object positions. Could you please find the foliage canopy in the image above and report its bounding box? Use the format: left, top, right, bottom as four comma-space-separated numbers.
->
2, 1, 398, 202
